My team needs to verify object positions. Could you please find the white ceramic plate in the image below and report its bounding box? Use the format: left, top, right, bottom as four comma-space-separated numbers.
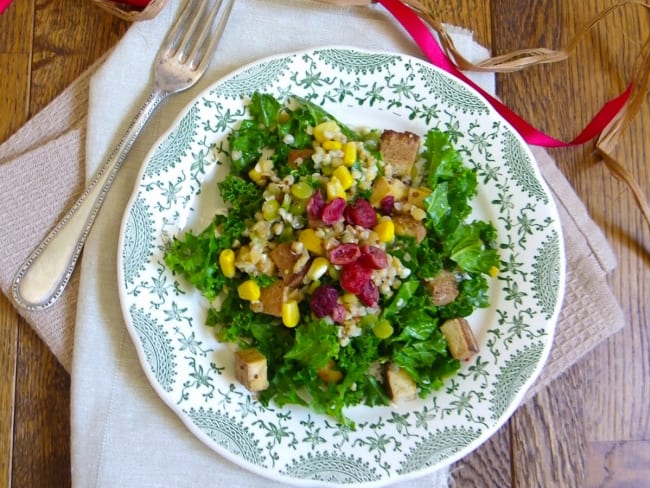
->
118, 47, 565, 486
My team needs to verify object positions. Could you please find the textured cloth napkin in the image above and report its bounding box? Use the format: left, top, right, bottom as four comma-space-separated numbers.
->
0, 0, 625, 486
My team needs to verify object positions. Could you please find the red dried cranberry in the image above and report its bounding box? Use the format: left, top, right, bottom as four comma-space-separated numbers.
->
310, 285, 339, 318
359, 245, 388, 270
307, 190, 325, 220
347, 198, 377, 229
331, 303, 346, 323
358, 280, 379, 307
380, 195, 395, 215
328, 243, 361, 265
340, 262, 372, 295
321, 197, 346, 224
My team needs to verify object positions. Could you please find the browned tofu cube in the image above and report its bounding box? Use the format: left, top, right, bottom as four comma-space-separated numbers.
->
425, 270, 459, 306
235, 348, 269, 391
380, 130, 420, 178
287, 148, 314, 168
441, 318, 479, 361
369, 175, 408, 207
393, 214, 427, 243
258, 280, 289, 317
385, 363, 417, 402
270, 242, 301, 283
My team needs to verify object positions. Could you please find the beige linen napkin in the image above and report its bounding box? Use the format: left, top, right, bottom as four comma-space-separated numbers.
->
0, 0, 624, 486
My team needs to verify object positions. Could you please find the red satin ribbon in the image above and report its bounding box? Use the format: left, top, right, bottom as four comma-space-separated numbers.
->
378, 0, 633, 147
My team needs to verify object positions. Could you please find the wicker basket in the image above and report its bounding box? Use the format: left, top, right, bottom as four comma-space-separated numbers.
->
91, 0, 168, 21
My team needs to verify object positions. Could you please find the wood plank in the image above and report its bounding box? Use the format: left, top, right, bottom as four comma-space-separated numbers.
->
586, 440, 650, 487
0, 298, 18, 488
12, 326, 71, 488
0, 1, 34, 487
510, 368, 587, 487
29, 0, 128, 112
491, 0, 650, 485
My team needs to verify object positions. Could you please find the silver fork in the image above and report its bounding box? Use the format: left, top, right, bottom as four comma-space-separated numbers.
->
12, 0, 234, 311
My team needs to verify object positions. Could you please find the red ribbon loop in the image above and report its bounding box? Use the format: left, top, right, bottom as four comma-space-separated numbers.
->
378, 0, 633, 147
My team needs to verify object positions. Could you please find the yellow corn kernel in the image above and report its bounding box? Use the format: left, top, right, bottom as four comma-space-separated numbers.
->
313, 121, 339, 143
374, 219, 395, 243
343, 141, 357, 166
322, 140, 343, 151
298, 229, 324, 256
237, 280, 261, 302
332, 166, 354, 190
307, 257, 329, 281
282, 300, 300, 328
218, 249, 236, 278
326, 176, 347, 201
248, 168, 265, 185
489, 266, 500, 278
341, 293, 358, 305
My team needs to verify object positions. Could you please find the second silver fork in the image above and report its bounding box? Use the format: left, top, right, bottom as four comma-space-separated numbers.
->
12, 0, 234, 311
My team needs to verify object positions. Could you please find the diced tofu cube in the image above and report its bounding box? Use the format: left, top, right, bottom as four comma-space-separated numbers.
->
370, 176, 408, 207
425, 270, 459, 306
441, 318, 479, 360
270, 242, 302, 284
258, 280, 289, 317
385, 363, 417, 402
287, 148, 314, 168
235, 348, 269, 391
380, 130, 420, 178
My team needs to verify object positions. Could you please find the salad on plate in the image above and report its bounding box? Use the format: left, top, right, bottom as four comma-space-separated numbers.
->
164, 91, 499, 425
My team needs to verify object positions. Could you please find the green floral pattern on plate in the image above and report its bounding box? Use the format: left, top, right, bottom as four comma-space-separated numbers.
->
117, 47, 565, 487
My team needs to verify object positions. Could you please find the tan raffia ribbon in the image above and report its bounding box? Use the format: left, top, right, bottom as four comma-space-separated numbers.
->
320, 0, 650, 227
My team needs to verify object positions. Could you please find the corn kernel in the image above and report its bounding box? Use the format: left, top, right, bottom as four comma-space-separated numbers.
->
489, 266, 500, 277
237, 280, 261, 302
326, 176, 347, 201
332, 166, 354, 190
307, 257, 329, 281
218, 249, 236, 278
298, 229, 324, 255
374, 219, 395, 243
343, 141, 357, 166
341, 293, 358, 305
248, 168, 265, 185
322, 140, 343, 151
282, 300, 300, 328
313, 121, 339, 143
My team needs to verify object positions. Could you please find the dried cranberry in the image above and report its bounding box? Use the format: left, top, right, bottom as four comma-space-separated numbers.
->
340, 262, 372, 295
310, 285, 339, 318
347, 198, 377, 229
321, 197, 346, 224
380, 195, 395, 215
360, 245, 388, 270
307, 190, 325, 220
329, 243, 361, 265
331, 303, 347, 323
358, 280, 379, 307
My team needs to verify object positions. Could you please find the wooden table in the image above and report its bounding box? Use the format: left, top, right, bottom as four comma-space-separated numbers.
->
1, 0, 648, 486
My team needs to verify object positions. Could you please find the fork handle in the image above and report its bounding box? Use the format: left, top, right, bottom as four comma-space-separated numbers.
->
12, 89, 166, 311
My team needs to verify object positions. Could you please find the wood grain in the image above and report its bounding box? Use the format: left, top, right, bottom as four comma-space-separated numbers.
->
0, 0, 649, 487
0, 2, 34, 487
586, 440, 650, 487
